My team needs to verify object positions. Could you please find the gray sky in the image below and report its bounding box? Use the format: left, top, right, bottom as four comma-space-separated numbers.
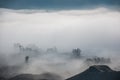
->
0, 0, 120, 9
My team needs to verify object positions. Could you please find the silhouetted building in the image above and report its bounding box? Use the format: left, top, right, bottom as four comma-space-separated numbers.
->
72, 48, 81, 58
25, 56, 29, 63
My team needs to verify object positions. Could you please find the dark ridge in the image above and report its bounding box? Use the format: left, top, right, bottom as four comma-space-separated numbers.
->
1, 65, 120, 80
9, 74, 34, 80
9, 73, 63, 80
66, 65, 120, 80
87, 65, 113, 72
0, 76, 6, 80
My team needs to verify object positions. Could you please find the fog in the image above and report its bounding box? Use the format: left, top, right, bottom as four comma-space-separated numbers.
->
0, 8, 120, 79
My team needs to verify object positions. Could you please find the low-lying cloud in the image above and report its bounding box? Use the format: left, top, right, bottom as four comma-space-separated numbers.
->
0, 7, 120, 79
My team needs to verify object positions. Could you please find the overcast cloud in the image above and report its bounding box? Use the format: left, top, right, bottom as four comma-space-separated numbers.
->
0, 8, 120, 54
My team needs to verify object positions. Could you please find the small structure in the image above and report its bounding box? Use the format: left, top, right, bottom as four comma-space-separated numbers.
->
25, 56, 29, 63
72, 48, 81, 58
47, 47, 58, 53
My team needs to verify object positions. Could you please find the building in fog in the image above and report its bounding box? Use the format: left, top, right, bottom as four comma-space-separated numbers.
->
72, 48, 81, 58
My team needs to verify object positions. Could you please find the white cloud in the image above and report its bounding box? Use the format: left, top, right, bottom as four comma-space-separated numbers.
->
0, 8, 120, 52
0, 8, 120, 79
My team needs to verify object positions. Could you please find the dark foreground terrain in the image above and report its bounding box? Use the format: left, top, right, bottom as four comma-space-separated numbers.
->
0, 65, 120, 80
67, 65, 120, 80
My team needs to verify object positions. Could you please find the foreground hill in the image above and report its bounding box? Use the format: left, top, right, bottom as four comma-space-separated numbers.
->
66, 65, 120, 80
9, 73, 63, 80
1, 65, 120, 80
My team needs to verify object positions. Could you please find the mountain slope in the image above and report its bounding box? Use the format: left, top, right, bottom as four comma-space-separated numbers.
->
67, 65, 120, 80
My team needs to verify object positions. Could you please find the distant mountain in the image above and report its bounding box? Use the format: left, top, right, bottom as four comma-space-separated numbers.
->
66, 65, 120, 80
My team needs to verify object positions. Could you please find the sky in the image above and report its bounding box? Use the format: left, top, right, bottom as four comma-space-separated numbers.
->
0, 0, 120, 9
0, 0, 120, 79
